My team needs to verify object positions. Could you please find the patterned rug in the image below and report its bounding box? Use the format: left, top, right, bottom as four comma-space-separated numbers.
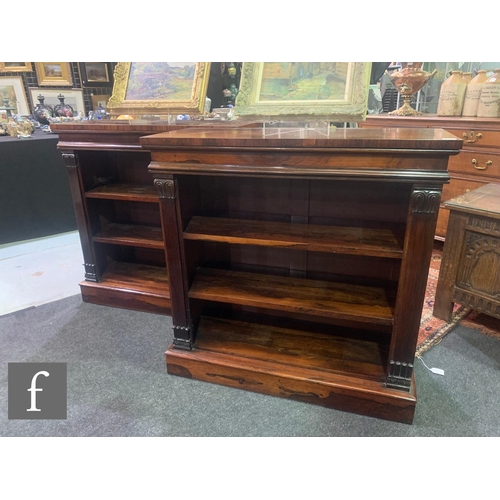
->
416, 247, 500, 356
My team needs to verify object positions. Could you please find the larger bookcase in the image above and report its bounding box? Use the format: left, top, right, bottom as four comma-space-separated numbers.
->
141, 126, 462, 424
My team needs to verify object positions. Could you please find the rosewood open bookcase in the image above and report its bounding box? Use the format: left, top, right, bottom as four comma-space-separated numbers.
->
52, 123, 183, 315
140, 126, 462, 424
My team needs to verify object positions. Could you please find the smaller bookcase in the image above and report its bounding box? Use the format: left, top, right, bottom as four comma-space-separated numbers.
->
52, 122, 176, 315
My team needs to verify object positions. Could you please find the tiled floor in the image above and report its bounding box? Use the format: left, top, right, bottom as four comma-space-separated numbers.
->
0, 231, 84, 317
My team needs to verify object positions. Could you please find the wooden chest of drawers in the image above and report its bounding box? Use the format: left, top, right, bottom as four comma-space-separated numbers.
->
360, 115, 500, 239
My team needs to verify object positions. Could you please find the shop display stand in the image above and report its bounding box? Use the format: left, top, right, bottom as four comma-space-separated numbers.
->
141, 125, 461, 423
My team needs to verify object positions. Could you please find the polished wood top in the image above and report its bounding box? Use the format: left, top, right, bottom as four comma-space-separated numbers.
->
50, 120, 256, 133
52, 121, 258, 151
141, 126, 462, 151
50, 121, 181, 133
444, 183, 500, 219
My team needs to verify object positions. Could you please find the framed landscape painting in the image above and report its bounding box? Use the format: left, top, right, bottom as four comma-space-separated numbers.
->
107, 62, 210, 116
235, 62, 372, 121
35, 62, 73, 86
0, 62, 32, 72
0, 76, 29, 115
79, 62, 113, 87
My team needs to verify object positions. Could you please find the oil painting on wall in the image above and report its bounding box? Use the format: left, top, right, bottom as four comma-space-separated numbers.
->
79, 62, 113, 87
125, 62, 196, 100
0, 76, 29, 115
236, 62, 371, 121
108, 62, 210, 116
34, 62, 73, 86
0, 62, 32, 72
258, 63, 350, 101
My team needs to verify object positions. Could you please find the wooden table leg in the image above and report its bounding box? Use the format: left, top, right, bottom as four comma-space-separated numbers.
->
433, 211, 468, 321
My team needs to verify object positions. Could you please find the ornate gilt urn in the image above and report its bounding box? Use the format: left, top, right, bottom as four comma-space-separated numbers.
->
387, 63, 437, 116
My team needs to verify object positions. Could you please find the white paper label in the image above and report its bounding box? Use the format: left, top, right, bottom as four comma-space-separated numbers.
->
430, 367, 445, 376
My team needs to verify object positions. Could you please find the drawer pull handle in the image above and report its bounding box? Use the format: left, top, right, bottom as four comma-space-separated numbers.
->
471, 159, 492, 170
463, 131, 483, 143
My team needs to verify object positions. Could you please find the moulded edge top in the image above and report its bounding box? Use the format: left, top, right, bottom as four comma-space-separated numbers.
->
139, 127, 463, 152
444, 183, 500, 219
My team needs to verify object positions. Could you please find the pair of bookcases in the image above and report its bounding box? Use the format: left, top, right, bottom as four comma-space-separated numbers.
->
53, 122, 461, 423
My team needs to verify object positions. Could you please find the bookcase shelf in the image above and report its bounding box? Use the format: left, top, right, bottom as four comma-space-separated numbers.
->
181, 315, 390, 381
93, 223, 164, 249
184, 216, 405, 258
80, 261, 170, 315
189, 267, 396, 326
85, 183, 158, 203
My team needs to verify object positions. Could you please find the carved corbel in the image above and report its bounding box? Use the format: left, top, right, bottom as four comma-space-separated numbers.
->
154, 178, 175, 200
387, 360, 414, 390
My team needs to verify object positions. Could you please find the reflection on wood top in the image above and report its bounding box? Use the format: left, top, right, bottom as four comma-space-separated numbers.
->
140, 127, 462, 150
444, 183, 500, 219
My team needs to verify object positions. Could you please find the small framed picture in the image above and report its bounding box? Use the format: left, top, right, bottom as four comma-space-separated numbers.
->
79, 62, 113, 87
29, 88, 85, 115
0, 62, 33, 72
35, 62, 73, 86
0, 76, 30, 115
91, 94, 111, 110
0, 109, 8, 123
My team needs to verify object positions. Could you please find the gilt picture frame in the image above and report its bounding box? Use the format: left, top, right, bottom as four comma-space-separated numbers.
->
35, 62, 73, 86
79, 62, 113, 87
0, 62, 33, 72
91, 94, 111, 110
0, 76, 29, 115
107, 62, 211, 116
235, 62, 372, 121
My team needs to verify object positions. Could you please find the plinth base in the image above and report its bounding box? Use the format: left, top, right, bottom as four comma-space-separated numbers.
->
166, 316, 417, 424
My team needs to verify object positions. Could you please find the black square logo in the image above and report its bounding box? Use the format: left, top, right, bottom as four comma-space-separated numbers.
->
8, 363, 67, 419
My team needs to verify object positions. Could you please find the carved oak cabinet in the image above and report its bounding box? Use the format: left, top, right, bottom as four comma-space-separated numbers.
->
141, 126, 462, 424
434, 183, 500, 322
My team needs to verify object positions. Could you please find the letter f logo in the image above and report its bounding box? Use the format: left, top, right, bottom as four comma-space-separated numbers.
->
27, 371, 49, 412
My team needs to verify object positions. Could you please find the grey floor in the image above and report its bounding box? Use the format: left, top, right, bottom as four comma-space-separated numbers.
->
1, 232, 499, 436
0, 231, 83, 317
